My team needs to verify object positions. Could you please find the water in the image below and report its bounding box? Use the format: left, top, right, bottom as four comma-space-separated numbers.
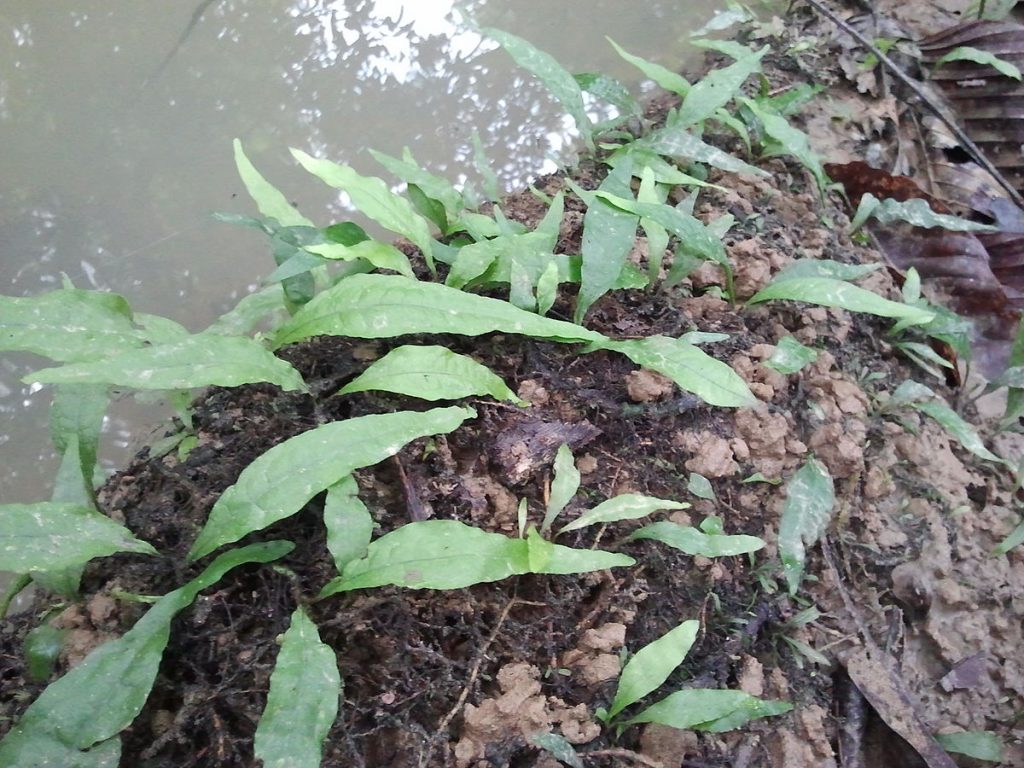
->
0, 0, 717, 507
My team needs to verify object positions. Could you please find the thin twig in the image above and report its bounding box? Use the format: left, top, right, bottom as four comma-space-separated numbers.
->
420, 594, 518, 767
803, 0, 1024, 209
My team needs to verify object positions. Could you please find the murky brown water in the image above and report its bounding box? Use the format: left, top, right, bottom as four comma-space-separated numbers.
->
0, 0, 717, 506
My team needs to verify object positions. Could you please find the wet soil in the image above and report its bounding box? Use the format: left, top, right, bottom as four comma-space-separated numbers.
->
3, 4, 1024, 767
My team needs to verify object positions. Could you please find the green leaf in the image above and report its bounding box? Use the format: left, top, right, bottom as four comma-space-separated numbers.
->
608, 146, 727, 190
50, 383, 108, 497
188, 406, 475, 560
764, 336, 818, 374
0, 289, 144, 363
254, 607, 341, 768
27, 333, 307, 393
608, 620, 699, 719
771, 259, 882, 282
24, 624, 67, 682
687, 472, 716, 500
779, 458, 834, 594
607, 38, 690, 96
625, 688, 792, 731
536, 260, 560, 316
593, 192, 729, 275
304, 240, 415, 278
1004, 319, 1024, 425
632, 122, 768, 176
934, 730, 1004, 761
369, 147, 463, 213
205, 284, 288, 337
274, 273, 604, 347
323, 476, 374, 573
574, 72, 642, 119
892, 381, 1008, 465
573, 161, 639, 323
530, 732, 584, 768
994, 517, 1024, 555
748, 276, 935, 324
0, 502, 156, 573
291, 149, 435, 268
337, 344, 525, 404
543, 444, 581, 534
850, 193, 997, 233
690, 8, 755, 36
233, 139, 314, 227
135, 313, 190, 345
740, 98, 828, 193
933, 45, 1022, 79
678, 46, 767, 127
319, 520, 633, 595
0, 542, 292, 761
485, 27, 593, 150
558, 493, 688, 534
591, 336, 757, 408
626, 520, 764, 556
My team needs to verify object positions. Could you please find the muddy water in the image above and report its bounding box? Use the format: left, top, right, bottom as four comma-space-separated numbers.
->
0, 0, 716, 507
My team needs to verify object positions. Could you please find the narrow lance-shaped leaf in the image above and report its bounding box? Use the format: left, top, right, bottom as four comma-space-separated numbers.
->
27, 333, 307, 393
338, 345, 526, 404
572, 161, 639, 323
933, 45, 1022, 80
626, 519, 765, 557
485, 27, 594, 150
892, 380, 1009, 466
188, 406, 475, 560
748, 276, 935, 324
740, 98, 828, 193
559, 494, 689, 534
625, 688, 792, 731
607, 37, 690, 96
323, 476, 374, 573
50, 383, 108, 495
677, 46, 767, 127
764, 336, 818, 375
273, 273, 605, 347
0, 542, 292, 764
0, 502, 156, 573
254, 607, 341, 768
778, 457, 834, 594
0, 289, 144, 363
632, 122, 768, 177
850, 193, 997, 233
291, 149, 435, 270
369, 147, 463, 213
590, 336, 757, 408
542, 444, 580, 534
233, 139, 314, 227
319, 520, 633, 596
608, 620, 699, 719
304, 240, 415, 278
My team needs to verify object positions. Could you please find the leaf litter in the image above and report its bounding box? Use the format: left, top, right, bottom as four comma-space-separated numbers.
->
3, 7, 1024, 768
